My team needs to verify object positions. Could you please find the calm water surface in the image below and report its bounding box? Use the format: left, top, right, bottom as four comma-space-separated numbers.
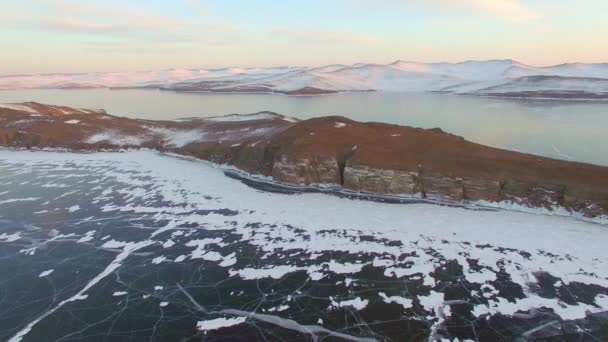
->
1, 89, 607, 166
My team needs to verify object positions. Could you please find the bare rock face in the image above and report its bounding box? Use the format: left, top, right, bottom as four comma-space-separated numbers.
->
462, 178, 502, 201
343, 164, 420, 194
419, 173, 465, 200
1, 102, 607, 220
272, 155, 341, 185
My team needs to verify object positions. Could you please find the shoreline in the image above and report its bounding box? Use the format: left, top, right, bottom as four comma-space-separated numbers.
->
5, 146, 606, 226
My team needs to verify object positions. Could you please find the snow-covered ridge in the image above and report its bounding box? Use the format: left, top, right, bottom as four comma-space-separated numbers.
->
2, 60, 608, 98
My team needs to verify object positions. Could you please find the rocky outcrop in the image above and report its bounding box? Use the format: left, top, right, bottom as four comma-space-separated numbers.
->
272, 155, 341, 185
1, 102, 607, 220
343, 165, 420, 194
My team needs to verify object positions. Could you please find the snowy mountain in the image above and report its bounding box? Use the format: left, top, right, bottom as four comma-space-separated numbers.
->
2, 60, 608, 99
456, 75, 608, 99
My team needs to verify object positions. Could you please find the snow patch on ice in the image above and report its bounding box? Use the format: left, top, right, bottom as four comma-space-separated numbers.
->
0, 197, 39, 205
196, 317, 247, 332
77, 231, 96, 243
38, 269, 54, 278
379, 292, 413, 309
0, 232, 21, 242
330, 297, 368, 311
231, 265, 303, 280
152, 256, 166, 264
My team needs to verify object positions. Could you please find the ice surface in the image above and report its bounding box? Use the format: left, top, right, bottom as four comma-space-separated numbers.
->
0, 150, 607, 341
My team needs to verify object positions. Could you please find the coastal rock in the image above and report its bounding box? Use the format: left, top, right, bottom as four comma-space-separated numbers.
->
272, 155, 341, 185
343, 164, 420, 194
462, 178, 502, 201
419, 173, 465, 200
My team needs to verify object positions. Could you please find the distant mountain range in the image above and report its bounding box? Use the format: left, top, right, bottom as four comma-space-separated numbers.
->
2, 60, 608, 99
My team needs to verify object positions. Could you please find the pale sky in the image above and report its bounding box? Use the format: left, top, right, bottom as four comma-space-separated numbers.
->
1, 0, 606, 73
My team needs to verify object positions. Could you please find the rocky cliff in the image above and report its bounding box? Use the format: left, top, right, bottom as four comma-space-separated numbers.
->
2, 102, 607, 219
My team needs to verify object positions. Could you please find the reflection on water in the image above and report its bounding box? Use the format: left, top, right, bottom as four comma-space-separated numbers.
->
1, 89, 607, 165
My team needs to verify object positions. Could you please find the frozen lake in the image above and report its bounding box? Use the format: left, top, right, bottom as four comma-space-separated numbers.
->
1, 150, 607, 341
1, 89, 607, 166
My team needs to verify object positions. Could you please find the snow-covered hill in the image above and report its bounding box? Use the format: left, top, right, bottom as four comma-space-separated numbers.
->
2, 60, 608, 98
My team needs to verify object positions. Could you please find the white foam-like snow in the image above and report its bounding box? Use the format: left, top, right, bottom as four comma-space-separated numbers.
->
418, 291, 445, 313
64, 120, 80, 124
152, 256, 166, 264
185, 238, 223, 259
378, 292, 413, 309
0, 232, 21, 242
267, 305, 289, 312
77, 231, 96, 243
231, 265, 304, 280
0, 197, 39, 205
472, 295, 603, 321
196, 317, 247, 332
596, 294, 608, 308
38, 269, 54, 278
330, 297, 368, 311
325, 261, 366, 274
